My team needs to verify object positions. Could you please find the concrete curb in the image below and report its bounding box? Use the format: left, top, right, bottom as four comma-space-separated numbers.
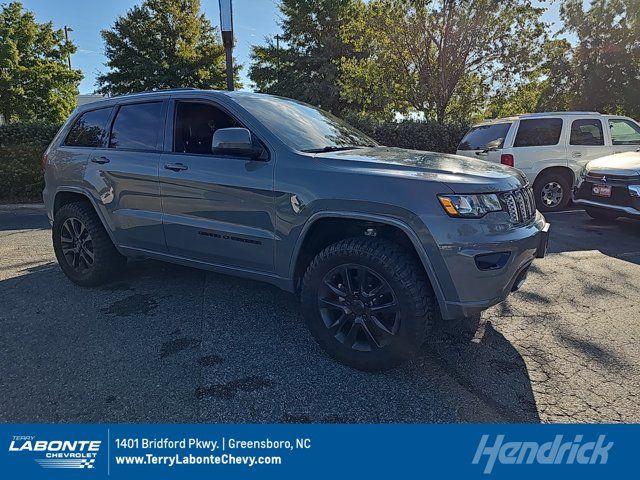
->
0, 203, 45, 211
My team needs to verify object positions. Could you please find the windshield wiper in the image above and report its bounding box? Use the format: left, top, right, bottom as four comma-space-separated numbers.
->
301, 145, 371, 153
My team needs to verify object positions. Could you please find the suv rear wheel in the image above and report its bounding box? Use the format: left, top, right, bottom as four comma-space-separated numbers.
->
301, 237, 436, 371
53, 201, 126, 286
534, 172, 571, 212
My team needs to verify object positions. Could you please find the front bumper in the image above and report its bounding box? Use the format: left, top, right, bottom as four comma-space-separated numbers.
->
574, 198, 640, 217
435, 213, 549, 320
574, 177, 640, 218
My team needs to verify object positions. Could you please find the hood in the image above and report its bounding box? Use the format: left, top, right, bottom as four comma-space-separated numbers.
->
315, 146, 526, 193
586, 151, 640, 177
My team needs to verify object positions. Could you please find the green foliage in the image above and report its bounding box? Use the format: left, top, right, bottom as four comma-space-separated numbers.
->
0, 122, 60, 201
346, 115, 469, 153
491, 0, 640, 119
96, 0, 238, 95
543, 0, 640, 117
340, 0, 547, 123
248, 0, 356, 114
0, 2, 82, 123
486, 39, 573, 118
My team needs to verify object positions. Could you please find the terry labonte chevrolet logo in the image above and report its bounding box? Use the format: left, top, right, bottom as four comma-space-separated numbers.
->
9, 435, 100, 469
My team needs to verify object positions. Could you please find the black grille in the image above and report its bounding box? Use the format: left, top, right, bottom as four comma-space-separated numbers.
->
501, 186, 536, 224
586, 173, 640, 182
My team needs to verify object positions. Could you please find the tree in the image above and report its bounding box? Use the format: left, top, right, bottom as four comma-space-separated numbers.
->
485, 39, 574, 118
541, 0, 640, 117
0, 2, 82, 123
340, 0, 547, 123
248, 0, 356, 114
96, 0, 237, 95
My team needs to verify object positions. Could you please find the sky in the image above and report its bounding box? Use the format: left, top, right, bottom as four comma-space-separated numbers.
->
20, 0, 564, 95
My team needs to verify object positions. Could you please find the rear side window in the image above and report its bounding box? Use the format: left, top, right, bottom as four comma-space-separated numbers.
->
570, 119, 604, 145
458, 123, 511, 151
109, 102, 164, 150
609, 119, 640, 145
513, 118, 563, 147
64, 108, 113, 147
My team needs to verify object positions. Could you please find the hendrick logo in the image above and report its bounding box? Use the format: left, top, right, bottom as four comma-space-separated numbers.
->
472, 434, 613, 474
9, 436, 101, 469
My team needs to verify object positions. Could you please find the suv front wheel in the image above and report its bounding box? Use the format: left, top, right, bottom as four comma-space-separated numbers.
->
534, 172, 571, 212
301, 237, 436, 371
53, 201, 126, 286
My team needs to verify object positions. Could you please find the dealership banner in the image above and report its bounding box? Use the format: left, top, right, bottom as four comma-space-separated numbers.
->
0, 424, 633, 479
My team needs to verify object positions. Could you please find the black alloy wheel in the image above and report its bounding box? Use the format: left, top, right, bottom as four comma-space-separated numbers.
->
318, 263, 399, 352
300, 237, 436, 371
53, 201, 126, 286
60, 217, 95, 272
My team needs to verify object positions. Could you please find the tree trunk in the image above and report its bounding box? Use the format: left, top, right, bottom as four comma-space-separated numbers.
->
436, 103, 447, 125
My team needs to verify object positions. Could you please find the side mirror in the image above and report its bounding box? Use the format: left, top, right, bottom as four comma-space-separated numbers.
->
485, 138, 501, 151
212, 128, 261, 158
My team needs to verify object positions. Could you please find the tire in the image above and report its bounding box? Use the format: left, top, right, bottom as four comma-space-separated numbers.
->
52, 201, 126, 286
585, 206, 619, 221
300, 237, 437, 371
533, 172, 571, 212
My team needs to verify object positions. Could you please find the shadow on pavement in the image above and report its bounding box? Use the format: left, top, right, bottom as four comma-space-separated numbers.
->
0, 207, 49, 232
546, 210, 640, 265
0, 258, 539, 424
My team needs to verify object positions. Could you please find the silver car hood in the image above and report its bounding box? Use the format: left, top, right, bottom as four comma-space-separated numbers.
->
587, 152, 640, 176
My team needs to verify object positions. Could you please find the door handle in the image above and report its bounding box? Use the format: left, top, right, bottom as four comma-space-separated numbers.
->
571, 151, 582, 158
164, 162, 188, 172
91, 156, 110, 164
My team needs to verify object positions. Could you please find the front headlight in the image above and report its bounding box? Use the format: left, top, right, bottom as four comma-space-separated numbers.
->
437, 193, 502, 218
629, 185, 640, 197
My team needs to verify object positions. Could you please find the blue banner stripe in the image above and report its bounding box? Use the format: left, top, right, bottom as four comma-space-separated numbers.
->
0, 424, 634, 479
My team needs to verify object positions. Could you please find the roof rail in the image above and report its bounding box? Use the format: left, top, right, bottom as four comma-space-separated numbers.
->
110, 87, 200, 99
520, 111, 600, 117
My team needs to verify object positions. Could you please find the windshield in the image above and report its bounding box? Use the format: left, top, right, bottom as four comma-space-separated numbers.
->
232, 94, 378, 152
458, 123, 512, 151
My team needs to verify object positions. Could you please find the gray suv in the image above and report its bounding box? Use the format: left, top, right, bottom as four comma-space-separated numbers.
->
43, 89, 549, 370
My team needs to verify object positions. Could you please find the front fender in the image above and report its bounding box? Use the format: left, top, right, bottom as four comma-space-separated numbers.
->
287, 209, 451, 320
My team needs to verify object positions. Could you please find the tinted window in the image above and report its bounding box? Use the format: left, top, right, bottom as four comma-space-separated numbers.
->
174, 101, 241, 154
458, 123, 511, 151
514, 118, 563, 147
109, 102, 164, 150
232, 94, 377, 152
64, 108, 113, 147
570, 119, 604, 146
609, 119, 640, 145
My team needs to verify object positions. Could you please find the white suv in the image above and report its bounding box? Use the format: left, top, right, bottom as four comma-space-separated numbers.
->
456, 112, 640, 211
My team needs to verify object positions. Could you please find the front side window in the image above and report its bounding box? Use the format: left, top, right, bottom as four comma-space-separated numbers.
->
231, 94, 377, 152
513, 118, 563, 147
570, 119, 604, 146
173, 101, 241, 155
109, 102, 164, 151
64, 108, 113, 147
458, 123, 511, 151
609, 119, 640, 145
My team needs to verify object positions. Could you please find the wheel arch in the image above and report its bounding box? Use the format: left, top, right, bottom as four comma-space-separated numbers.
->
53, 187, 121, 251
289, 211, 448, 317
534, 166, 575, 187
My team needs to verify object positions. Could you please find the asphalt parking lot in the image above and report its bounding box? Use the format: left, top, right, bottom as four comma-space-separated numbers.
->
1, 205, 639, 423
